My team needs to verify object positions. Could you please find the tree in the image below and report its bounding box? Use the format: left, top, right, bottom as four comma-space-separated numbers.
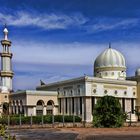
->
93, 96, 126, 128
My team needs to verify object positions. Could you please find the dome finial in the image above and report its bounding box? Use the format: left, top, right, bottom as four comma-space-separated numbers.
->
109, 42, 111, 48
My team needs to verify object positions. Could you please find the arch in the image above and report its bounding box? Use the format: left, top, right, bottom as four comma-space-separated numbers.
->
37, 100, 45, 106
36, 100, 45, 116
47, 100, 54, 106
46, 100, 54, 115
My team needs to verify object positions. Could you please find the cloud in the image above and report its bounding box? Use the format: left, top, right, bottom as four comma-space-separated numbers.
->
10, 40, 140, 90
86, 18, 139, 33
12, 41, 105, 65
11, 40, 140, 76
12, 41, 140, 67
0, 11, 88, 30
0, 10, 138, 33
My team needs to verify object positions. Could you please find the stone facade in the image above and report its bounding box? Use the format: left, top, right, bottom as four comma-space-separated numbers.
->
10, 90, 58, 116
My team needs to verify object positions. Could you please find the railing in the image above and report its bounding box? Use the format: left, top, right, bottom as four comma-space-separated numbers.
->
126, 110, 138, 126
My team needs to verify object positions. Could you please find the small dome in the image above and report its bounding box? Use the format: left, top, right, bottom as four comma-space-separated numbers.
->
135, 68, 140, 76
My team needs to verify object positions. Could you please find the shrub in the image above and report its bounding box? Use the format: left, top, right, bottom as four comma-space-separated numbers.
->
10, 117, 19, 125
20, 116, 30, 124
93, 96, 126, 128
44, 115, 52, 123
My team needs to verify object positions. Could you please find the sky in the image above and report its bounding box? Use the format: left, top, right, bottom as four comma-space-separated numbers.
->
0, 0, 140, 90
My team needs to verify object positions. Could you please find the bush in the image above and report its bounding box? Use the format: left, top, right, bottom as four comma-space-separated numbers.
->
10, 117, 19, 125
20, 116, 30, 124
0, 117, 7, 125
93, 96, 126, 128
0, 115, 81, 125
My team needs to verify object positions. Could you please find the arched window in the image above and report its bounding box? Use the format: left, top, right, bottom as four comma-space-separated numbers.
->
46, 100, 54, 115
36, 100, 44, 116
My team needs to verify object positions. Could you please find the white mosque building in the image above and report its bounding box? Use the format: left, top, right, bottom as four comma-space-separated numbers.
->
0, 26, 140, 122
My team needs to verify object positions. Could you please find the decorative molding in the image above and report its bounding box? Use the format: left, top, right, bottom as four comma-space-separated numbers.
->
104, 85, 127, 90
0, 53, 13, 58
1, 40, 11, 46
92, 84, 97, 87
95, 66, 126, 72
0, 71, 14, 77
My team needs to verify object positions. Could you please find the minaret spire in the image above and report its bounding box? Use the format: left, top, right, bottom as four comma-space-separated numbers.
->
3, 24, 8, 40
0, 25, 14, 91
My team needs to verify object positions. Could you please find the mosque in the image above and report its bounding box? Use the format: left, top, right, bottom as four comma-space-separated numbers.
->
0, 26, 140, 122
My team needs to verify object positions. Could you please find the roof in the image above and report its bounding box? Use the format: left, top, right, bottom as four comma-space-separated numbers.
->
36, 75, 137, 90
11, 90, 58, 96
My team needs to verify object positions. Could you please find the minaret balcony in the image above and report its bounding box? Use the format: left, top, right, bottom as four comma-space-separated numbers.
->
0, 53, 12, 58
1, 40, 11, 46
0, 71, 14, 77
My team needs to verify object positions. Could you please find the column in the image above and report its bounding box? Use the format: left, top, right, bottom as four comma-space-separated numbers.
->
82, 97, 85, 122
125, 99, 131, 112
33, 107, 36, 116
13, 105, 15, 114
74, 98, 77, 115
24, 106, 27, 116
77, 97, 80, 115
43, 107, 46, 115
67, 98, 70, 115
62, 98, 65, 115
69, 98, 71, 115
85, 97, 92, 122
20, 105, 22, 114
16, 104, 18, 114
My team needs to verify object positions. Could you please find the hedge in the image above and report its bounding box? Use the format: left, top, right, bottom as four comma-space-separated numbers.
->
0, 115, 82, 125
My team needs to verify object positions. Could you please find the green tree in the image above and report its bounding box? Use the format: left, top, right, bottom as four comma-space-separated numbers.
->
93, 96, 126, 128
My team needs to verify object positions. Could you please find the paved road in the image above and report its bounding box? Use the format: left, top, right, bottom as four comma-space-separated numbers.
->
9, 128, 140, 140
10, 128, 78, 140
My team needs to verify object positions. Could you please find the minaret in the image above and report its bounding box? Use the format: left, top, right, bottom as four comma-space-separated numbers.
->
0, 25, 14, 91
